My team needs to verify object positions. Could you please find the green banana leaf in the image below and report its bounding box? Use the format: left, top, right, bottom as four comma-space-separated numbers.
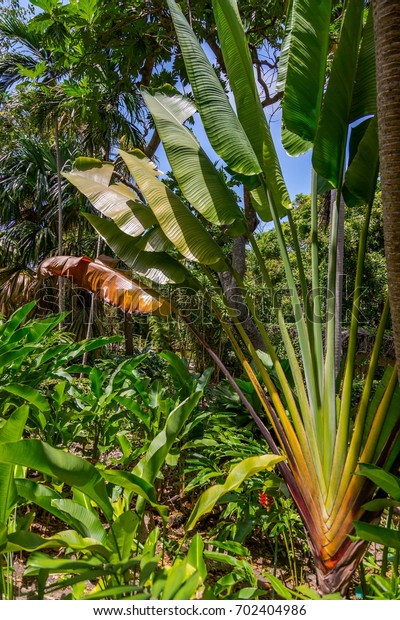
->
132, 227, 173, 253
5, 531, 64, 553
1, 384, 50, 412
26, 553, 103, 573
0, 439, 113, 520
186, 454, 284, 530
142, 90, 243, 226
263, 573, 294, 600
343, 117, 379, 207
356, 464, 400, 501
167, 0, 261, 178
354, 521, 400, 550
5, 530, 109, 559
15, 479, 83, 531
212, 0, 290, 217
113, 397, 152, 433
140, 527, 160, 587
84, 213, 188, 284
117, 150, 227, 269
0, 405, 29, 524
313, 0, 365, 187
160, 350, 196, 397
107, 511, 138, 562
45, 530, 111, 558
101, 470, 168, 518
362, 499, 400, 512
277, 0, 332, 143
133, 391, 203, 485
186, 534, 207, 581
281, 125, 313, 157
52, 499, 108, 544
349, 7, 376, 122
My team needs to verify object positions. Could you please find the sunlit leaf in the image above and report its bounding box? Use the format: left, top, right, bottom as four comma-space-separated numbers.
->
186, 454, 283, 530
144, 90, 196, 124
277, 0, 331, 143
142, 90, 243, 226
167, 0, 261, 177
0, 440, 112, 519
212, 0, 290, 217
64, 164, 156, 237
118, 150, 227, 269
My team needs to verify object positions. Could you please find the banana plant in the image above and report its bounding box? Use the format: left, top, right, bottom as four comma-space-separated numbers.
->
0, 301, 123, 598
0, 383, 205, 598
51, 0, 399, 595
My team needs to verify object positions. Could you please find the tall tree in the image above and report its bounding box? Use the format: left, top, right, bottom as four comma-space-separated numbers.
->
373, 0, 400, 384
0, 10, 71, 311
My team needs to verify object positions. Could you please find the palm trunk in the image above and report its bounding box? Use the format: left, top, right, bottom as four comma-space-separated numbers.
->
82, 233, 102, 365
373, 0, 400, 384
54, 118, 64, 316
82, 139, 110, 356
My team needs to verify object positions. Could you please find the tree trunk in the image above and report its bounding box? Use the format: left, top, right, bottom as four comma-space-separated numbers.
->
144, 129, 161, 159
373, 0, 400, 384
219, 189, 265, 351
219, 238, 265, 352
82, 139, 108, 357
81, 234, 102, 367
54, 118, 64, 316
124, 313, 134, 356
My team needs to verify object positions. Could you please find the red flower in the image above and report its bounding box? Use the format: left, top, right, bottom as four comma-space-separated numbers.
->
259, 492, 274, 511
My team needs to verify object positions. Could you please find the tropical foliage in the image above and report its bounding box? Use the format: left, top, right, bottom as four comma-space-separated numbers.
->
0, 0, 399, 603
48, 0, 398, 596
